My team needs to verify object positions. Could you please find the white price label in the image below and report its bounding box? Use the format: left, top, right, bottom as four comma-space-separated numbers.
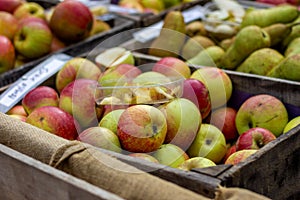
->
133, 5, 205, 43
0, 54, 72, 113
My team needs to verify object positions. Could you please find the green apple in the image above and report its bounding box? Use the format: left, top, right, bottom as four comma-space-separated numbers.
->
13, 2, 45, 20
283, 116, 300, 133
117, 104, 167, 153
78, 126, 121, 153
0, 35, 15, 74
22, 86, 59, 115
152, 143, 189, 168
225, 149, 258, 165
14, 21, 52, 59
190, 67, 232, 109
55, 57, 102, 93
95, 47, 135, 70
187, 123, 227, 163
128, 153, 159, 163
159, 98, 201, 151
49, 0, 93, 43
26, 106, 79, 140
98, 109, 125, 134
0, 11, 18, 40
59, 79, 103, 131
177, 157, 216, 171
235, 94, 289, 137
152, 57, 191, 79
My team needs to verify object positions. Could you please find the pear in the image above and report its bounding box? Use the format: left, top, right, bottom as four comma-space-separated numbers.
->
284, 37, 300, 57
148, 11, 186, 57
267, 54, 300, 81
219, 37, 235, 51
185, 21, 207, 37
187, 46, 225, 67
181, 35, 215, 60
263, 22, 300, 47
220, 25, 271, 70
241, 4, 299, 28
282, 16, 300, 48
236, 48, 284, 76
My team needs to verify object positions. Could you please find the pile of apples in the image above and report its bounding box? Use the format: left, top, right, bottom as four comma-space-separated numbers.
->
6, 47, 300, 170
0, 0, 110, 74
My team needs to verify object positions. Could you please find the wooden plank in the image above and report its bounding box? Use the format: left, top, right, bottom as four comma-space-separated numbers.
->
0, 144, 124, 200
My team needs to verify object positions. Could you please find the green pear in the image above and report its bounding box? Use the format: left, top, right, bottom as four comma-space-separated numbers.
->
148, 11, 186, 58
267, 53, 300, 81
187, 46, 225, 67
281, 15, 300, 48
241, 5, 299, 28
236, 48, 284, 76
185, 21, 207, 37
263, 22, 300, 47
284, 37, 300, 57
181, 35, 215, 60
220, 25, 271, 70
218, 37, 235, 51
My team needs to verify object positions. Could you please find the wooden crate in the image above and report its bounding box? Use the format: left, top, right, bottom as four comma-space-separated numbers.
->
0, 143, 124, 200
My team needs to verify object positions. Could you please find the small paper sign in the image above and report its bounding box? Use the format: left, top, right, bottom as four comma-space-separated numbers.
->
133, 5, 205, 43
0, 54, 72, 113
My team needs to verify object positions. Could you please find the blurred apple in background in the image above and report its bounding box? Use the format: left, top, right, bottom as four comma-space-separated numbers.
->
236, 127, 276, 151
283, 116, 300, 133
8, 114, 27, 122
0, 0, 24, 13
98, 109, 125, 134
159, 98, 201, 151
128, 153, 160, 163
187, 123, 227, 163
14, 21, 52, 59
0, 35, 15, 74
22, 86, 59, 115
182, 78, 211, 119
26, 106, 79, 140
153, 143, 189, 168
55, 57, 101, 93
177, 156, 216, 171
49, 0, 93, 43
7, 105, 27, 116
0, 11, 18, 40
102, 104, 129, 117
225, 149, 258, 165
209, 107, 238, 142
89, 17, 111, 36
95, 47, 135, 69
50, 34, 66, 53
222, 144, 236, 163
13, 2, 45, 20
59, 79, 103, 131
117, 104, 167, 153
190, 67, 232, 109
152, 57, 191, 79
18, 15, 48, 27
235, 94, 289, 137
78, 126, 122, 153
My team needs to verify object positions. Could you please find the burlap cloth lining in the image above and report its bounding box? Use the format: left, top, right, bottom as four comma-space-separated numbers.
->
0, 112, 270, 200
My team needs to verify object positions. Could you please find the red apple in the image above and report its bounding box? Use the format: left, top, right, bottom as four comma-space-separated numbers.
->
50, 35, 66, 53
128, 153, 160, 163
152, 57, 191, 79
8, 114, 27, 122
78, 126, 122, 153
236, 127, 277, 151
182, 78, 211, 119
26, 106, 79, 140
18, 16, 48, 27
0, 35, 15, 74
0, 0, 24, 13
22, 86, 59, 115
117, 104, 167, 153
14, 20, 52, 59
209, 107, 238, 141
6, 105, 27, 116
59, 79, 103, 131
49, 0, 93, 43
55, 57, 101, 93
13, 2, 45, 20
225, 149, 258, 165
222, 144, 236, 163
0, 11, 18, 40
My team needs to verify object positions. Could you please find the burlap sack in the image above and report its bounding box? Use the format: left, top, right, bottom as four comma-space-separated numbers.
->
0, 112, 270, 200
